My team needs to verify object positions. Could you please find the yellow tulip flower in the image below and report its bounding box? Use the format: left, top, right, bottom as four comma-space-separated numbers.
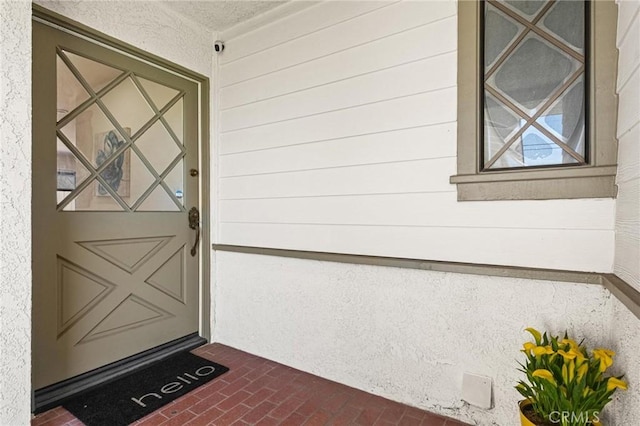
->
577, 363, 589, 380
607, 377, 628, 392
532, 345, 554, 357
570, 348, 586, 366
562, 363, 569, 384
522, 342, 536, 353
568, 360, 575, 382
583, 386, 593, 397
532, 369, 556, 385
561, 338, 579, 350
526, 327, 542, 344
558, 349, 577, 361
593, 348, 615, 372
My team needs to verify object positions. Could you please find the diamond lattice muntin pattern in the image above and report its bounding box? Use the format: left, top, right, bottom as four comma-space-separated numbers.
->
482, 0, 586, 170
55, 50, 185, 211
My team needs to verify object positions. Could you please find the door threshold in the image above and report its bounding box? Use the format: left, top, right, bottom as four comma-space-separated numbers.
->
33, 332, 206, 414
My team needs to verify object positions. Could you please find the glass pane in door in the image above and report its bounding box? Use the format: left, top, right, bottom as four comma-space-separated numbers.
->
134, 121, 182, 175
138, 77, 180, 111
56, 50, 188, 212
64, 50, 124, 93
57, 56, 89, 119
101, 77, 155, 136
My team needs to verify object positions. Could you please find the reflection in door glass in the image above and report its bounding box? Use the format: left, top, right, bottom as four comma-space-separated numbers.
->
57, 55, 89, 119
56, 138, 90, 208
59, 103, 129, 168
138, 186, 180, 212
63, 180, 124, 211
63, 50, 123, 93
125, 149, 156, 208
134, 121, 181, 175
164, 98, 184, 144
57, 49, 187, 212
165, 161, 184, 206
138, 76, 180, 111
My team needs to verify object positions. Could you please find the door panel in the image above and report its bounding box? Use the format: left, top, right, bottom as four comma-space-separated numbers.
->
33, 21, 201, 389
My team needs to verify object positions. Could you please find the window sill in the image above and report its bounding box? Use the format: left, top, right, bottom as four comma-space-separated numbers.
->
450, 165, 618, 201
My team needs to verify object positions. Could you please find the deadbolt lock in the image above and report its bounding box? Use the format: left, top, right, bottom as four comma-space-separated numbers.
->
190, 169, 199, 177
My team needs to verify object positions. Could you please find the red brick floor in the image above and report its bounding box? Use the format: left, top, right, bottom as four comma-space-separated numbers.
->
32, 344, 469, 426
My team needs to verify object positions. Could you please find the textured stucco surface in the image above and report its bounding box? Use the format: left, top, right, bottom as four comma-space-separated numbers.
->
0, 0, 32, 424
609, 299, 640, 425
161, 1, 286, 32
213, 251, 614, 425
34, 0, 214, 78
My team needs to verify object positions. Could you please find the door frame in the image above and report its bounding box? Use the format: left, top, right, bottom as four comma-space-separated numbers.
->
31, 3, 211, 405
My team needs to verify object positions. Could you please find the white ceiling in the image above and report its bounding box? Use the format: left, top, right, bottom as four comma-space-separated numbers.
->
160, 1, 287, 32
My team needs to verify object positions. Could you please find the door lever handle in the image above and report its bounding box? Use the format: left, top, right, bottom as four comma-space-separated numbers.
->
188, 207, 200, 256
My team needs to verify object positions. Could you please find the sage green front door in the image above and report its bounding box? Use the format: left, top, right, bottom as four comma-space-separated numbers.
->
32, 21, 201, 389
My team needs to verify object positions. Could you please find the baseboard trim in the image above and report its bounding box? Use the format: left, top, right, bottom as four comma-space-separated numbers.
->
212, 244, 602, 284
33, 332, 207, 414
212, 244, 640, 321
602, 274, 640, 320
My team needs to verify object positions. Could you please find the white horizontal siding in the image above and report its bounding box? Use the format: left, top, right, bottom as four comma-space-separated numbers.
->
218, 223, 614, 272
617, 68, 640, 138
220, 123, 455, 177
220, 157, 454, 199
221, 51, 456, 132
220, 17, 457, 109
219, 194, 614, 230
614, 3, 640, 291
220, 2, 390, 64
616, 5, 639, 89
221, 87, 456, 154
216, 0, 616, 271
220, 1, 455, 86
616, 122, 640, 184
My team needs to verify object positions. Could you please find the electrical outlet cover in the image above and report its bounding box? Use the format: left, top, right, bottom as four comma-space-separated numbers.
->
461, 372, 492, 409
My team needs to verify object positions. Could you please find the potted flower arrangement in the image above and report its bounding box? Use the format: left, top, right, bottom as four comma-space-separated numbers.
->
516, 328, 627, 426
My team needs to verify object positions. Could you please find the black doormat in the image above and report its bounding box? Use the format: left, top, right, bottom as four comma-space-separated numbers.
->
63, 351, 229, 426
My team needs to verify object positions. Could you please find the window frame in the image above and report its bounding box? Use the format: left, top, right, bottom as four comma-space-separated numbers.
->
450, 0, 618, 201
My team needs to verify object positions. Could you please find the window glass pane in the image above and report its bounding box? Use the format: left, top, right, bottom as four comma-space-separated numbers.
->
491, 35, 578, 113
137, 186, 180, 212
57, 138, 91, 208
505, 0, 545, 17
57, 55, 89, 120
164, 161, 184, 207
135, 121, 182, 175
537, 76, 585, 155
125, 149, 156, 208
541, 1, 585, 53
63, 180, 124, 211
137, 77, 180, 111
63, 51, 123, 94
164, 98, 184, 144
482, 0, 586, 170
484, 4, 523, 69
101, 77, 155, 136
59, 103, 129, 168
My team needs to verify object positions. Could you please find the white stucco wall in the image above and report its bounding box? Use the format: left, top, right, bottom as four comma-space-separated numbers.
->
213, 251, 614, 425
0, 1, 32, 423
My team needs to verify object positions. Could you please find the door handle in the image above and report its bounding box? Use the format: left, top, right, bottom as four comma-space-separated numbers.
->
188, 207, 200, 256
